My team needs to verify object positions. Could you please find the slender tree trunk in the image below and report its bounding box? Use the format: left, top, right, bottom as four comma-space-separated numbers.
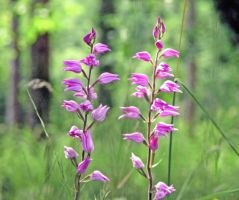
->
6, 0, 21, 125
185, 0, 197, 126
29, 0, 51, 134
98, 0, 115, 106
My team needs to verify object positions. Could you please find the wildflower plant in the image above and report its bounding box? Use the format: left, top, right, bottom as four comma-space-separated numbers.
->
119, 16, 181, 200
63, 28, 119, 200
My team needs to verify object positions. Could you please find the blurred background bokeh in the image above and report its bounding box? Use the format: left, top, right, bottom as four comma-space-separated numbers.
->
0, 0, 239, 199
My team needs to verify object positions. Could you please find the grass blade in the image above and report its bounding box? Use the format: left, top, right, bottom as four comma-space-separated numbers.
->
178, 79, 239, 157
27, 89, 49, 138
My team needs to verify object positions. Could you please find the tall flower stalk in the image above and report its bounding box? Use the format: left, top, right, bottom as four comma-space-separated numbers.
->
120, 16, 181, 200
63, 28, 119, 200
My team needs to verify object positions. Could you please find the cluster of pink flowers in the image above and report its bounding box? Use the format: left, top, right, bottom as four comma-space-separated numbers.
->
119, 16, 180, 199
63, 28, 119, 198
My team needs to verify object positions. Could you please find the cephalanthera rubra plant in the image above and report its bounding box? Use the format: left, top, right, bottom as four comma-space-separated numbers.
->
63, 28, 119, 200
119, 16, 181, 200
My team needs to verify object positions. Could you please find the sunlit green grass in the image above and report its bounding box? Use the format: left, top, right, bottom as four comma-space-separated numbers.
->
1, 111, 238, 200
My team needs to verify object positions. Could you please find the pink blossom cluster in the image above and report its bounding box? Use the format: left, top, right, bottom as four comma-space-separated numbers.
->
120, 16, 180, 199
63, 28, 119, 196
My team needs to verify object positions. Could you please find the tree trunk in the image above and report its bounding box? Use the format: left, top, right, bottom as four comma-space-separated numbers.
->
214, 0, 239, 44
29, 0, 51, 134
98, 0, 115, 106
185, 0, 197, 126
6, 0, 21, 125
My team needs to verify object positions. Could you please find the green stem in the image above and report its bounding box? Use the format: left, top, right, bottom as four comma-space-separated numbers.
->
74, 175, 81, 200
146, 50, 160, 200
147, 120, 153, 200
167, 0, 188, 189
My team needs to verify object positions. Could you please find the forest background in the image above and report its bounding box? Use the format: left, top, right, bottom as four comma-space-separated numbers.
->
0, 0, 239, 199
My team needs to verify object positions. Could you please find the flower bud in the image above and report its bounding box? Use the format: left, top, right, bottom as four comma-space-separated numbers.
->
90, 170, 110, 182
155, 40, 163, 51
81, 130, 94, 153
149, 134, 159, 152
77, 156, 91, 174
130, 153, 144, 169
64, 146, 79, 159
68, 125, 82, 138
161, 22, 166, 34
83, 28, 96, 46
153, 25, 160, 40
157, 16, 161, 24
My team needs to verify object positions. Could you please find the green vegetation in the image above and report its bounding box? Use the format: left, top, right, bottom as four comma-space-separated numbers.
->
0, 0, 239, 199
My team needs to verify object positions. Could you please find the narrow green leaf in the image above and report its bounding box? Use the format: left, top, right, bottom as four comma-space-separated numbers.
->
27, 89, 49, 138
152, 159, 162, 168
178, 80, 239, 157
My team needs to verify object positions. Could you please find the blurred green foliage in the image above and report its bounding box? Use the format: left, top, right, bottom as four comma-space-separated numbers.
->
0, 0, 239, 199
